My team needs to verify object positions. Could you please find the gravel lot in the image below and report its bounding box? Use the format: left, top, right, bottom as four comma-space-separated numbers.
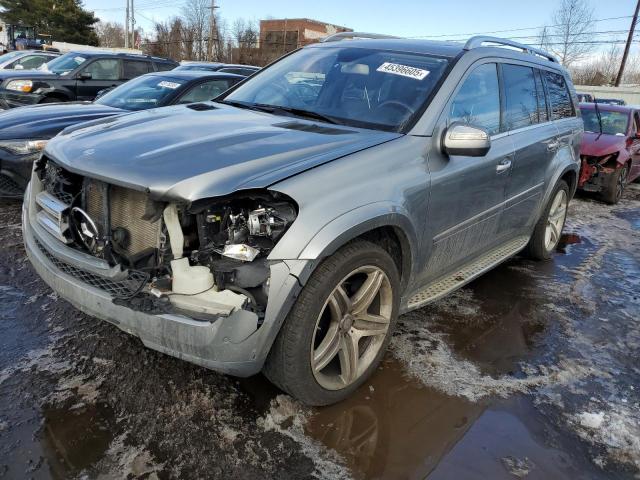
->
1, 185, 639, 479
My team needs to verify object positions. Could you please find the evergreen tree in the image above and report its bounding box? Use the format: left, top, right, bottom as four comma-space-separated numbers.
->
0, 0, 99, 46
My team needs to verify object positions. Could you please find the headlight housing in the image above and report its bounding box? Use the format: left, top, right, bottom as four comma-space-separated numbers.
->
0, 139, 48, 155
5, 80, 33, 93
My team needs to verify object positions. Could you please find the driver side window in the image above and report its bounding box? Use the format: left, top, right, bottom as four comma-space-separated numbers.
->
449, 63, 501, 136
82, 59, 120, 80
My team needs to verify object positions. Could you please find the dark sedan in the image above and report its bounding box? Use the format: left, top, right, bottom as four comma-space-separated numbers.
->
0, 70, 245, 197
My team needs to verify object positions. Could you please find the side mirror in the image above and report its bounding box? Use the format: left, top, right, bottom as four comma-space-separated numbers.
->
78, 72, 92, 80
442, 122, 491, 157
13, 64, 24, 70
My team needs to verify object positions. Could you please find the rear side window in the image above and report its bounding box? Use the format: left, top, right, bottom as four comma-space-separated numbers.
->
123, 60, 151, 79
154, 62, 176, 72
543, 70, 574, 120
449, 63, 501, 135
502, 64, 538, 130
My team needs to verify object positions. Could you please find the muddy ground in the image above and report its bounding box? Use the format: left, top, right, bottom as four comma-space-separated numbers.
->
1, 185, 639, 480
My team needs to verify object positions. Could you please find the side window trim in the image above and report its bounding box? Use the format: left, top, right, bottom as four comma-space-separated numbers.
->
533, 68, 551, 124
496, 62, 506, 133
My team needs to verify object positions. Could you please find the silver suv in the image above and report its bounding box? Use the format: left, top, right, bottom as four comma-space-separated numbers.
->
23, 35, 582, 405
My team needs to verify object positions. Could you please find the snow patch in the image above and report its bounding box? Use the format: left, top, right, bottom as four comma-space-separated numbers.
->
258, 395, 351, 480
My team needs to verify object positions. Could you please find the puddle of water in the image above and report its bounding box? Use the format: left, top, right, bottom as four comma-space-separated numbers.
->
556, 233, 583, 254
429, 397, 613, 480
305, 357, 484, 479
40, 404, 116, 479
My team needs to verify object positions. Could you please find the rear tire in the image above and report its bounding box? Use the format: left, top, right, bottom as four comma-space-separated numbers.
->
264, 240, 400, 406
601, 164, 628, 204
525, 180, 569, 260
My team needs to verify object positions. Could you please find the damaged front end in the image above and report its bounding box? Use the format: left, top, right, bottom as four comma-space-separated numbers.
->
24, 155, 305, 375
579, 152, 621, 192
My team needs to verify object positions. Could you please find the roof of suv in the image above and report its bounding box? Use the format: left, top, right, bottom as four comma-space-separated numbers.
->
66, 50, 176, 63
308, 36, 561, 69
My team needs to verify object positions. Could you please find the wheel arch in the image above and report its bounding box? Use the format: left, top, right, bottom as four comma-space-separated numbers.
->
293, 203, 418, 292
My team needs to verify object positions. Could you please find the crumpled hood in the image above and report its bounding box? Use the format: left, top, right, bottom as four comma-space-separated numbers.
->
45, 103, 401, 202
580, 132, 627, 157
0, 102, 125, 140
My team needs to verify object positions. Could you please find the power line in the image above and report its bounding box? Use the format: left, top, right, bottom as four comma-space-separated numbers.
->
409, 15, 635, 39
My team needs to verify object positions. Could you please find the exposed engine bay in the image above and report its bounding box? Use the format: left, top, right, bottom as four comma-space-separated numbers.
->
34, 158, 297, 321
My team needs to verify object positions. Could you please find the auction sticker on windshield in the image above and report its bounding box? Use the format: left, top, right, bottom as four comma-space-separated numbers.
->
158, 81, 181, 89
377, 62, 430, 80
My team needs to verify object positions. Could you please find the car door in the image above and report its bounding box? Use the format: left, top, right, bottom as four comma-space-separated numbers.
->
500, 63, 560, 238
422, 62, 514, 281
75, 58, 122, 100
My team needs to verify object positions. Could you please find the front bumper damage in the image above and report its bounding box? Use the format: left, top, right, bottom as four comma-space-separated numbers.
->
579, 156, 618, 193
23, 178, 311, 377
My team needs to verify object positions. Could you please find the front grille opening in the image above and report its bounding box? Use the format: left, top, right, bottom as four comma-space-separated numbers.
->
34, 238, 149, 299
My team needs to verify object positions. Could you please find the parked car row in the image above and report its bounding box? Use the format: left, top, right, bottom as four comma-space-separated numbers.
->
10, 35, 635, 406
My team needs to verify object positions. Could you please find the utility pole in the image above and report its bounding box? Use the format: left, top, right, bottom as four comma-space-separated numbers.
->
130, 0, 135, 49
207, 0, 219, 61
615, 0, 640, 86
125, 0, 129, 48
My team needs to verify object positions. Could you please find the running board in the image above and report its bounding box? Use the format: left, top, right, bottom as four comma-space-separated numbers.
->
405, 236, 530, 311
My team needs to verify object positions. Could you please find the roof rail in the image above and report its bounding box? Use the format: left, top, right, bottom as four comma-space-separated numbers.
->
321, 32, 401, 43
463, 36, 558, 63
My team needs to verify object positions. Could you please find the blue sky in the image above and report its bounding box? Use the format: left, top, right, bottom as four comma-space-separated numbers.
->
86, 0, 638, 51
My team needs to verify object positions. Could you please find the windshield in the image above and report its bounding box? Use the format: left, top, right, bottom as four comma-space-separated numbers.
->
96, 75, 183, 111
221, 46, 450, 131
0, 51, 24, 64
39, 53, 88, 75
175, 65, 219, 72
581, 109, 629, 136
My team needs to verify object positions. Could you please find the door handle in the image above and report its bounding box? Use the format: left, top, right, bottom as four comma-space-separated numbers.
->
496, 158, 512, 173
547, 140, 560, 151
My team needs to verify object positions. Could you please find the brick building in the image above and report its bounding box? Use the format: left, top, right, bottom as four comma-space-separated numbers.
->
259, 18, 352, 59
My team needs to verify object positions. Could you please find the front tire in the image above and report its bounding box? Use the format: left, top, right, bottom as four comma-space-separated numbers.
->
525, 180, 569, 260
264, 240, 400, 406
601, 164, 628, 204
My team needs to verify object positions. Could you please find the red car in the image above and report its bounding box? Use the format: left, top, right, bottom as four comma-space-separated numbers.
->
578, 103, 640, 203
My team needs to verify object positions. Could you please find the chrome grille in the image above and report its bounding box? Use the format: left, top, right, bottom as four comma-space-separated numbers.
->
34, 237, 148, 299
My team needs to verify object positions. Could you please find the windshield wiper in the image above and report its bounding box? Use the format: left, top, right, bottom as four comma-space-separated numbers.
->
265, 105, 340, 125
219, 100, 340, 125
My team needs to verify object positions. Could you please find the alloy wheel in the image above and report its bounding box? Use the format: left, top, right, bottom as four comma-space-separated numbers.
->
311, 266, 393, 390
616, 166, 628, 202
544, 189, 568, 252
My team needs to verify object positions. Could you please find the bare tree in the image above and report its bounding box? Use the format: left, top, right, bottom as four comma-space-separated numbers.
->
543, 0, 595, 67
570, 44, 621, 85
181, 0, 211, 60
95, 21, 126, 48
231, 19, 260, 64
